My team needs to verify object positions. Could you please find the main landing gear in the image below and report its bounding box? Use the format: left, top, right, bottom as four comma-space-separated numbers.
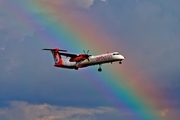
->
98, 64, 102, 72
98, 68, 102, 72
119, 61, 122, 64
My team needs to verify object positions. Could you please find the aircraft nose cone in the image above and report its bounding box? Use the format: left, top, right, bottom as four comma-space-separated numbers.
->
120, 55, 125, 60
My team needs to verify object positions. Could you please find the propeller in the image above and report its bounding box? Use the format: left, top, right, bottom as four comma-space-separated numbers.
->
42, 48, 67, 52
83, 50, 91, 61
83, 50, 90, 54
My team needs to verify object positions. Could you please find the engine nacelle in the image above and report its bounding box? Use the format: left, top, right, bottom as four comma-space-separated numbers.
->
69, 55, 86, 62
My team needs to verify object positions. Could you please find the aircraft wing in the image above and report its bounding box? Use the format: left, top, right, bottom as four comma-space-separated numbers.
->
58, 52, 78, 57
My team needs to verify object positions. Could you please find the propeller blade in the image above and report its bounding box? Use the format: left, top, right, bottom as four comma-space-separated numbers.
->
83, 50, 90, 54
82, 50, 91, 61
87, 56, 90, 61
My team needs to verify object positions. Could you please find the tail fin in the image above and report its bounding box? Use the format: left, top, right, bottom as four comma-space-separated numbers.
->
51, 50, 63, 66
42, 48, 65, 66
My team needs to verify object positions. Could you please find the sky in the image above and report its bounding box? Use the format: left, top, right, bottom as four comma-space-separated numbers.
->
0, 0, 180, 120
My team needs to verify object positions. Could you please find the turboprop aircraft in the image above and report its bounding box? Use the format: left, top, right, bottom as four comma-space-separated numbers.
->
42, 48, 125, 72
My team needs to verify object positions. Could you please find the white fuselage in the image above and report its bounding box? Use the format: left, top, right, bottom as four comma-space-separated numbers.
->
61, 52, 125, 69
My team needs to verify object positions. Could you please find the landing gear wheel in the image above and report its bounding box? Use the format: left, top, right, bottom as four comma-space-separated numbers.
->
98, 68, 102, 72
98, 64, 102, 72
119, 61, 122, 64
75, 68, 78, 70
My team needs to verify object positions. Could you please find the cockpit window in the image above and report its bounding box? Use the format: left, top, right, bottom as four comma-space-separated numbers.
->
113, 53, 119, 55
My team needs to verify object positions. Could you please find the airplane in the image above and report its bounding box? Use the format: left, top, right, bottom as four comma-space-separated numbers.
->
42, 48, 125, 72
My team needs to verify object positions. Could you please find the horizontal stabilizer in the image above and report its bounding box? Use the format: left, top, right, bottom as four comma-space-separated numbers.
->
42, 48, 67, 52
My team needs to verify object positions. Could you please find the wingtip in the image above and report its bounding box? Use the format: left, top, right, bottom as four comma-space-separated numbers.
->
42, 48, 67, 52
42, 48, 50, 50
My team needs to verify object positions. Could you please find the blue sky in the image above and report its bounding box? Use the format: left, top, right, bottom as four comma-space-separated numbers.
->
0, 0, 180, 119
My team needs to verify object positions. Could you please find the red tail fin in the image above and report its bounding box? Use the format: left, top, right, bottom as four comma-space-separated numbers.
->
42, 48, 66, 67
51, 50, 63, 66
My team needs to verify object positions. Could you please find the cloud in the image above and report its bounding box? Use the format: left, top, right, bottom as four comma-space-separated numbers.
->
0, 101, 120, 120
0, 101, 179, 120
0, 0, 94, 43
0, 1, 180, 119
0, 3, 33, 42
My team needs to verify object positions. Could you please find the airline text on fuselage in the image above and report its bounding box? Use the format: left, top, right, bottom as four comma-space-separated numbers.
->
95, 54, 112, 61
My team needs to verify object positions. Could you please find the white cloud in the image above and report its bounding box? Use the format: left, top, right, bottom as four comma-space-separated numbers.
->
0, 101, 118, 120
0, 101, 179, 120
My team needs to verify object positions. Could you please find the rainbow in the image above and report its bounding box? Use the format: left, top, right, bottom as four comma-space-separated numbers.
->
3, 0, 169, 120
